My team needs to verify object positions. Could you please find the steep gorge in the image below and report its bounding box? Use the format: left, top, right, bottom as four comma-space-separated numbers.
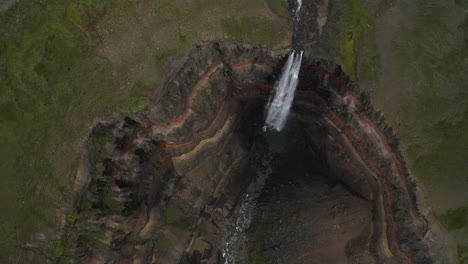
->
56, 42, 449, 263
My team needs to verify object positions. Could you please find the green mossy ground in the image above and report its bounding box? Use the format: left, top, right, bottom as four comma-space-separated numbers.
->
248, 218, 272, 264
390, 2, 468, 261
314, 0, 376, 80
0, 1, 126, 261
221, 16, 286, 46
439, 206, 468, 231
102, 189, 125, 213
459, 245, 468, 264
165, 203, 197, 230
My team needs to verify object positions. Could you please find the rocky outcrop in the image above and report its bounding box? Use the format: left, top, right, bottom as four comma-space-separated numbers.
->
56, 42, 446, 264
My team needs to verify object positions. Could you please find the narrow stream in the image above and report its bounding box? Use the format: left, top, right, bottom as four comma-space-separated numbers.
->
221, 154, 272, 264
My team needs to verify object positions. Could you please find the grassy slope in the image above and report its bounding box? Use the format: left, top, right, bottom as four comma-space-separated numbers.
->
316, 0, 467, 262
378, 2, 468, 261
0, 1, 130, 262
396, 0, 467, 186
0, 0, 290, 262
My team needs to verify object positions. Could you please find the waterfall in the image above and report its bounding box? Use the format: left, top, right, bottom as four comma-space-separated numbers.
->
264, 50, 303, 132
296, 0, 302, 13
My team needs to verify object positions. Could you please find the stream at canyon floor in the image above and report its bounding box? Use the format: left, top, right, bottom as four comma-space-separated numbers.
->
221, 117, 375, 263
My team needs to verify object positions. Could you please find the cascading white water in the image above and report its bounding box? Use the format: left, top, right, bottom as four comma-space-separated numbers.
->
264, 50, 303, 132
296, 0, 302, 13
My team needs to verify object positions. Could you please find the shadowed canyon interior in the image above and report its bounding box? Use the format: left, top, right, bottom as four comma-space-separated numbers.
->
56, 42, 450, 264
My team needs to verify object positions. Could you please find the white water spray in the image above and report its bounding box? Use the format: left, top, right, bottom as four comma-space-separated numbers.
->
296, 0, 302, 13
264, 50, 303, 131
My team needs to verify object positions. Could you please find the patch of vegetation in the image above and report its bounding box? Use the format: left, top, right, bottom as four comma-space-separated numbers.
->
341, 0, 372, 79
67, 0, 93, 25
125, 232, 139, 244
80, 196, 93, 211
88, 230, 108, 251
53, 235, 75, 262
56, 256, 71, 264
407, 106, 468, 183
438, 206, 468, 231
67, 209, 80, 225
248, 219, 273, 264
315, 0, 377, 80
88, 128, 114, 161
349, 0, 372, 35
103, 190, 125, 213
54, 240, 65, 257
221, 16, 285, 46
459, 245, 468, 264
165, 203, 196, 230
267, 0, 291, 18
155, 233, 172, 251
252, 254, 267, 264
341, 32, 357, 79
198, 219, 209, 235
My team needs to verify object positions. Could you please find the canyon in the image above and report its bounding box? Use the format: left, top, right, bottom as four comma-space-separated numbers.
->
2, 0, 465, 263
58, 42, 450, 263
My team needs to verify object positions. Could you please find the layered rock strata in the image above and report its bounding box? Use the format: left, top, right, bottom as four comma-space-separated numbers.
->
59, 42, 445, 264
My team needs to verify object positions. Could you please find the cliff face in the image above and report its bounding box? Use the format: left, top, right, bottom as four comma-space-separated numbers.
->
57, 42, 447, 264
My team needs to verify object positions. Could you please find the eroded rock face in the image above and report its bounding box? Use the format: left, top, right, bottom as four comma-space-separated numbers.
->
59, 42, 446, 264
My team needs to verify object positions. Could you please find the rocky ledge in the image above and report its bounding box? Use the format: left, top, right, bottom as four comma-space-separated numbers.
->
56, 42, 449, 264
